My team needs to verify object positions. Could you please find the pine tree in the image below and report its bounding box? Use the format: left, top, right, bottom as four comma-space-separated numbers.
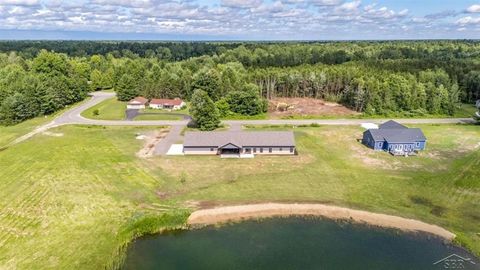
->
189, 89, 220, 131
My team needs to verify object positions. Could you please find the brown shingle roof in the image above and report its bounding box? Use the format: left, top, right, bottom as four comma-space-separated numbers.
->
150, 98, 183, 106
184, 131, 296, 148
128, 96, 148, 105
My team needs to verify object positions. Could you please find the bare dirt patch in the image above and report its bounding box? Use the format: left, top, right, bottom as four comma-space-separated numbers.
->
187, 203, 455, 240
268, 98, 359, 119
42, 131, 64, 137
136, 129, 170, 158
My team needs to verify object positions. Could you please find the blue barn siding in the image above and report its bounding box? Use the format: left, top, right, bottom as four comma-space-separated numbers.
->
362, 132, 378, 150
386, 141, 426, 152
362, 131, 427, 152
416, 141, 426, 150
374, 141, 384, 150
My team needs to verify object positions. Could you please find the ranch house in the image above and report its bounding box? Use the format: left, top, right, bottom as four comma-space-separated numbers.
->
183, 131, 296, 157
362, 120, 427, 155
126, 97, 148, 109
149, 98, 185, 110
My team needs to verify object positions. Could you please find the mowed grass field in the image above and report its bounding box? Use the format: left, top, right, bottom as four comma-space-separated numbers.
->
0, 123, 479, 269
81, 98, 127, 120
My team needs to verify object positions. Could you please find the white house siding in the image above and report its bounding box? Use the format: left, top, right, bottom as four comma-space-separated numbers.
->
127, 104, 145, 109
183, 147, 218, 155
173, 102, 186, 110
248, 147, 295, 155
149, 104, 163, 109
183, 146, 295, 156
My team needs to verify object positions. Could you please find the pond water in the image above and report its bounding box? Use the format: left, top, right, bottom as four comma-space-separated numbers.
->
122, 217, 479, 270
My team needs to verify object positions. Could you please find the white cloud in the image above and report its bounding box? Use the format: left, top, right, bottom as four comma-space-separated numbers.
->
466, 4, 480, 13
334, 0, 360, 14
456, 16, 480, 25
0, 0, 39, 6
309, 0, 342, 6
0, 0, 476, 39
221, 0, 263, 9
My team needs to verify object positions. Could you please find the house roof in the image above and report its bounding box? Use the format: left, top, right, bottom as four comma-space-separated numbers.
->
365, 120, 426, 143
128, 96, 148, 105
367, 128, 426, 143
379, 120, 407, 129
184, 131, 296, 148
150, 98, 183, 106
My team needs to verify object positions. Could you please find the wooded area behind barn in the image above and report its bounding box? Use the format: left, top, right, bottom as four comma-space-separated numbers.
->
1, 40, 479, 125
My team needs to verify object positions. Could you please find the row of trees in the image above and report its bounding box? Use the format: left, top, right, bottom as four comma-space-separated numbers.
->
1, 41, 479, 126
0, 41, 241, 60
0, 51, 88, 125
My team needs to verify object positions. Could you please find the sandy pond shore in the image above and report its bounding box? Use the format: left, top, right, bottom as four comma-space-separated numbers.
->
187, 203, 455, 241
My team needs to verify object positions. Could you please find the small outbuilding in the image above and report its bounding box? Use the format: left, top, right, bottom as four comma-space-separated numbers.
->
127, 97, 148, 109
183, 131, 296, 157
362, 120, 426, 155
150, 98, 185, 110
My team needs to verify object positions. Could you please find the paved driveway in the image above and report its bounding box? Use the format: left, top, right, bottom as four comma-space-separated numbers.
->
125, 109, 139, 121
154, 125, 184, 155
9, 91, 476, 147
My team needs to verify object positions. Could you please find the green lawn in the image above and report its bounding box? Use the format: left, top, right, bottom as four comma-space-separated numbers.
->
453, 103, 478, 118
81, 98, 126, 120
0, 117, 52, 148
0, 102, 87, 148
0, 124, 479, 269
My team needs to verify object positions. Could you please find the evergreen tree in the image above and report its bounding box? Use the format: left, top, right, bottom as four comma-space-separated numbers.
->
116, 74, 138, 101
189, 89, 220, 131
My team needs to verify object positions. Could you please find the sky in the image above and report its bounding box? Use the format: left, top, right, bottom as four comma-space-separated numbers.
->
0, 0, 480, 40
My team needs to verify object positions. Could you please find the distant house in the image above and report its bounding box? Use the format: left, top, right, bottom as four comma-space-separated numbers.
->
362, 120, 426, 155
127, 97, 148, 109
150, 98, 185, 110
183, 131, 296, 157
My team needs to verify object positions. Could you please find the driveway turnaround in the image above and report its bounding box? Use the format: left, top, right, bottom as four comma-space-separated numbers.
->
9, 91, 476, 147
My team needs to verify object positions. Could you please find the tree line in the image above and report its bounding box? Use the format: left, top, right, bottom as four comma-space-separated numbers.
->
1, 41, 479, 126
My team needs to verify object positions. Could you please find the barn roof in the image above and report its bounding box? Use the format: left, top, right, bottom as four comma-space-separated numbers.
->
367, 128, 426, 143
378, 120, 408, 129
365, 120, 426, 143
184, 131, 296, 148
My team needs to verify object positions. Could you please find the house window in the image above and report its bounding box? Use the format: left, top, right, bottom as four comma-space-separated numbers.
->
269, 148, 272, 153
260, 148, 263, 153
210, 148, 214, 151
416, 142, 420, 147
290, 147, 294, 153
253, 148, 257, 153
279, 147, 283, 151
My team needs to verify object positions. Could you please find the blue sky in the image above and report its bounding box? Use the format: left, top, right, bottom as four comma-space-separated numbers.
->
0, 0, 479, 40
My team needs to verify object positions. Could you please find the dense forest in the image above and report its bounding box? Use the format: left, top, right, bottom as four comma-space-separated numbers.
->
1, 41, 480, 125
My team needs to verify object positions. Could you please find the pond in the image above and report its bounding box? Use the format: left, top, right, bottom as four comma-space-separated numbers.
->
122, 217, 479, 270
